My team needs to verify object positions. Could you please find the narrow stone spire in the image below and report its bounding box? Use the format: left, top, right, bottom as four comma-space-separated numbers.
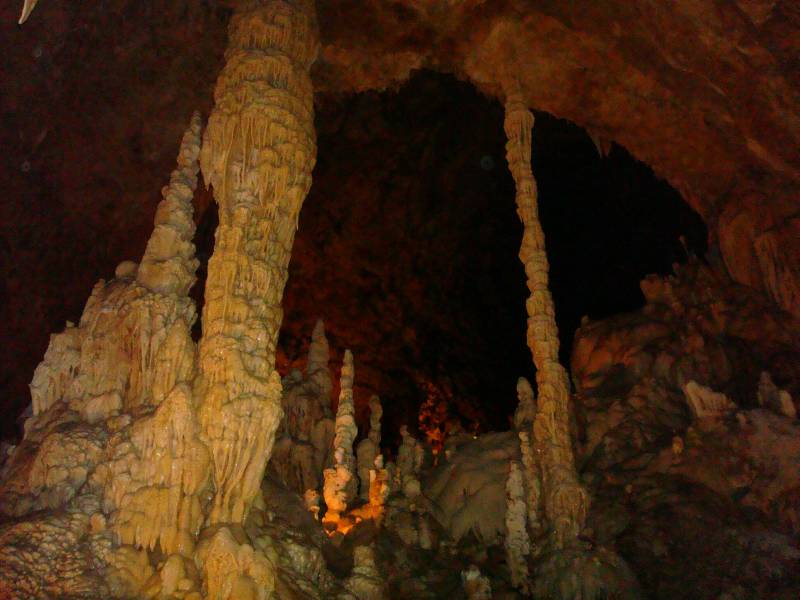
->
505, 460, 531, 594
504, 83, 589, 548
307, 318, 333, 401
137, 112, 202, 296
357, 395, 383, 499
513, 376, 536, 431
333, 350, 357, 475
323, 350, 358, 523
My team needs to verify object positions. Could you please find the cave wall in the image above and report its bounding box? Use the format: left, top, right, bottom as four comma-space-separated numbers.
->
315, 0, 800, 318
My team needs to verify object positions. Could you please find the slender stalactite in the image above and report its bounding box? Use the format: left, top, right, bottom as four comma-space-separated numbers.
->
196, 0, 319, 525
503, 85, 589, 548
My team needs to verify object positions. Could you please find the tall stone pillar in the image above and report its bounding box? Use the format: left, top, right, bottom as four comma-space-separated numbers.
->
197, 0, 319, 525
504, 87, 589, 548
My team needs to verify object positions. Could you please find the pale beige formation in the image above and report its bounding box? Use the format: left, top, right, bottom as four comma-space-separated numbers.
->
307, 319, 334, 401
758, 372, 796, 419
356, 395, 382, 499
427, 431, 519, 544
323, 350, 358, 521
332, 350, 357, 476
513, 376, 536, 431
396, 425, 424, 499
504, 87, 589, 547
0, 114, 208, 596
196, 0, 319, 525
339, 545, 385, 600
368, 455, 390, 515
683, 380, 737, 420
518, 429, 542, 536
505, 460, 531, 594
195, 526, 276, 600
271, 321, 335, 494
461, 564, 492, 600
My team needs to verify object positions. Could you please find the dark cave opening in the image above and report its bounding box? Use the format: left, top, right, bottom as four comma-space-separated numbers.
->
269, 70, 708, 446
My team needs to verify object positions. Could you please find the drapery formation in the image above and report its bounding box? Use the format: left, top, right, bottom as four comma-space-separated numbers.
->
504, 87, 589, 548
196, 0, 319, 525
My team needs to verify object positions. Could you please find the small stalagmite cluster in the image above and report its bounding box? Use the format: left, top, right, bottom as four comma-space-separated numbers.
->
322, 350, 358, 526
270, 319, 335, 495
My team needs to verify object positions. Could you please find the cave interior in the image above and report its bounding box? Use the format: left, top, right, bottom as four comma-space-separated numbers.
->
0, 1, 798, 599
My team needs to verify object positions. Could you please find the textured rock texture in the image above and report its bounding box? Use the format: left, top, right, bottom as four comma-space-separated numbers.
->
574, 260, 800, 599
196, 0, 319, 526
315, 0, 800, 320
504, 89, 589, 548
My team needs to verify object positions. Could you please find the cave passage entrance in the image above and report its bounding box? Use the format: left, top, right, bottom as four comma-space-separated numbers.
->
211, 69, 708, 446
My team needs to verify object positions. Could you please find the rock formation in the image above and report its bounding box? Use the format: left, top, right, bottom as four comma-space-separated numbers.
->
571, 259, 800, 598
518, 429, 542, 536
3, 1, 800, 599
504, 84, 589, 548
505, 460, 531, 594
758, 371, 796, 419
270, 320, 335, 494
339, 545, 385, 600
396, 425, 424, 500
426, 431, 520, 544
513, 376, 536, 431
461, 564, 492, 600
196, 0, 319, 525
1, 0, 325, 596
323, 350, 358, 524
0, 112, 207, 596
683, 380, 737, 420
307, 319, 334, 403
356, 395, 382, 499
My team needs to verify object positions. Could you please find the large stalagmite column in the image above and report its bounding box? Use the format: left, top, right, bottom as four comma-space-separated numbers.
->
196, 0, 319, 525
504, 87, 589, 548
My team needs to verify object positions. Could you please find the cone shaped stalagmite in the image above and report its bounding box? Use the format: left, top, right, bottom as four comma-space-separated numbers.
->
196, 0, 319, 525
503, 86, 589, 548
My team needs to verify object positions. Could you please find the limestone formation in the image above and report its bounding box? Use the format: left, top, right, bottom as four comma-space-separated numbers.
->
758, 372, 796, 419
513, 376, 536, 431
505, 460, 531, 594
196, 0, 319, 525
518, 429, 542, 536
304, 488, 321, 520
307, 319, 333, 401
427, 431, 520, 544
504, 85, 589, 547
339, 545, 385, 600
323, 350, 358, 522
397, 425, 424, 499
683, 380, 737, 420
357, 395, 382, 499
368, 455, 390, 516
461, 564, 492, 600
195, 526, 276, 600
0, 114, 209, 596
271, 321, 335, 494
333, 350, 357, 475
